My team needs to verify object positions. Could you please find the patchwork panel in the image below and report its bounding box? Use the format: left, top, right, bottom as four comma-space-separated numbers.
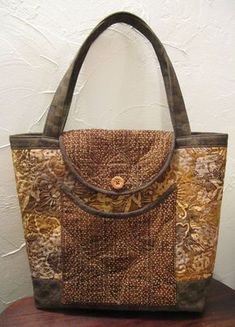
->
61, 190, 177, 306
11, 146, 227, 284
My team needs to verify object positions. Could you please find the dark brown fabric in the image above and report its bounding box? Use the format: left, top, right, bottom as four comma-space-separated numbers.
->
33, 278, 62, 309
176, 132, 228, 148
32, 277, 211, 312
176, 278, 211, 312
60, 129, 174, 193
61, 190, 177, 307
9, 132, 228, 149
10, 134, 59, 149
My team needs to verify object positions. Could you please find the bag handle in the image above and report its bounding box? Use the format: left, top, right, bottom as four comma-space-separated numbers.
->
43, 12, 191, 139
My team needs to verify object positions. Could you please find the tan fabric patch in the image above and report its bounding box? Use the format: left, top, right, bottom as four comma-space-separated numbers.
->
60, 129, 174, 191
23, 212, 61, 279
61, 190, 177, 306
11, 149, 67, 216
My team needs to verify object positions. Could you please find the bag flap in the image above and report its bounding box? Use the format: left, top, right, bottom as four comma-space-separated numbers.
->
59, 129, 175, 194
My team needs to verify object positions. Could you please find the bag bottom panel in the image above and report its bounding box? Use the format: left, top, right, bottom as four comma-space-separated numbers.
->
32, 278, 210, 312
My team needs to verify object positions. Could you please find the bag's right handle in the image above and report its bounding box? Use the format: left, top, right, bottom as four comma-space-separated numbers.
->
43, 12, 191, 139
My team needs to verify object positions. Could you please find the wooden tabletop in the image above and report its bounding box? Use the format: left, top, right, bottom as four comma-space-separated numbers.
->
0, 279, 234, 327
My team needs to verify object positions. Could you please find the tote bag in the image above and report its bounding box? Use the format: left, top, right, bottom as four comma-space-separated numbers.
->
10, 12, 228, 312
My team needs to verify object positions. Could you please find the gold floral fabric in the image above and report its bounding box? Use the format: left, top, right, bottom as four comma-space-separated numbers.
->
12, 146, 227, 282
11, 149, 66, 280
173, 148, 227, 280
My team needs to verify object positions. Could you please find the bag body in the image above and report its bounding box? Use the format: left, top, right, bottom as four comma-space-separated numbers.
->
10, 12, 228, 312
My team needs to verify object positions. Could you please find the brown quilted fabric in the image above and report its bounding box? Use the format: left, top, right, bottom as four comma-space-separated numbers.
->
61, 189, 177, 306
60, 129, 174, 191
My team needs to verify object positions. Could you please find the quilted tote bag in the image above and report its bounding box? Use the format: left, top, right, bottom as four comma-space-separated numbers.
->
10, 12, 228, 312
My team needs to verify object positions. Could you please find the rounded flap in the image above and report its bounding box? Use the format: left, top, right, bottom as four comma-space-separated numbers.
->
59, 129, 175, 195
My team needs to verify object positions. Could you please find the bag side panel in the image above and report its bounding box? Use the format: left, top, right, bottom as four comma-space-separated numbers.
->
173, 147, 227, 281
11, 149, 64, 280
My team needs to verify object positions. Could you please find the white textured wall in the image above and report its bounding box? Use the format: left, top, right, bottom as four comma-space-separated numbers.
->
0, 0, 235, 313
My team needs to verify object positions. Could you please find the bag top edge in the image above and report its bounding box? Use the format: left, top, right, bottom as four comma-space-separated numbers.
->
9, 130, 228, 150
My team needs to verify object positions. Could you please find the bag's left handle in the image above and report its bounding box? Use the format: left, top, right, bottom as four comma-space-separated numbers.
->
43, 12, 191, 139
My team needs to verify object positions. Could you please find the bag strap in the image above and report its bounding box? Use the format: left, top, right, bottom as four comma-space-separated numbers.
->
43, 11, 191, 139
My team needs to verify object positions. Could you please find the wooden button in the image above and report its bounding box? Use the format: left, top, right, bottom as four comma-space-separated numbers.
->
111, 176, 124, 190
